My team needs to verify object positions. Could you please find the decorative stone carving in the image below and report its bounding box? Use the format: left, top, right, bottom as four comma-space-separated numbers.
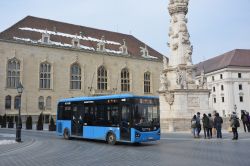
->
172, 43, 178, 50
179, 23, 188, 32
172, 33, 179, 39
188, 97, 199, 107
163, 56, 168, 69
160, 73, 168, 91
184, 45, 193, 65
164, 91, 174, 105
176, 67, 186, 89
181, 32, 190, 44
97, 36, 106, 52
199, 70, 207, 89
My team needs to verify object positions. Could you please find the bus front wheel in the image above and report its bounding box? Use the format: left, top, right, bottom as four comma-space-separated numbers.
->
107, 132, 116, 145
63, 128, 71, 140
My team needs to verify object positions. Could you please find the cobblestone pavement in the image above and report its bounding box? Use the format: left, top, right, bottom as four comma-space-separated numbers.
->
0, 128, 250, 166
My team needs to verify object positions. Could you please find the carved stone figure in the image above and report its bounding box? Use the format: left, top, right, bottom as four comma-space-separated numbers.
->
164, 91, 174, 105
172, 42, 178, 50
176, 67, 186, 89
181, 32, 190, 44
199, 70, 207, 89
184, 45, 193, 65
159, 73, 168, 91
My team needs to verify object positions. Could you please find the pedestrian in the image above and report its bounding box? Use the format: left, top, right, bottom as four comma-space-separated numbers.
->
212, 110, 217, 136
214, 113, 223, 138
241, 110, 250, 132
191, 115, 198, 138
196, 112, 201, 138
208, 113, 213, 138
230, 112, 240, 140
202, 113, 210, 139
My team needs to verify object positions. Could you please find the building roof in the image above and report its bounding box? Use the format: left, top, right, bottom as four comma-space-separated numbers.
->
0, 16, 163, 61
196, 49, 250, 75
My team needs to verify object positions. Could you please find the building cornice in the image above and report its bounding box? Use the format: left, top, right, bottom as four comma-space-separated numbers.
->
0, 39, 162, 63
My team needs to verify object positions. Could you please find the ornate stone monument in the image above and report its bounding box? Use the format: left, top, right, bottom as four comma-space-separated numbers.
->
159, 0, 210, 132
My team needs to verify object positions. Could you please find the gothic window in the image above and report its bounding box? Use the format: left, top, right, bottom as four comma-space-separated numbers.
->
7, 58, 20, 88
46, 96, 52, 110
97, 66, 107, 90
40, 62, 51, 89
121, 68, 130, 92
70, 63, 81, 89
14, 95, 21, 109
144, 72, 151, 93
5, 95, 11, 109
38, 96, 45, 110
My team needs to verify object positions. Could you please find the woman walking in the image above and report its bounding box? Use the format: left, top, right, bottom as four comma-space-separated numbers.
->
191, 115, 198, 138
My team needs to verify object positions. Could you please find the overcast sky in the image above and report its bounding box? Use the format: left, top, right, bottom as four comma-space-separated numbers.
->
0, 0, 249, 63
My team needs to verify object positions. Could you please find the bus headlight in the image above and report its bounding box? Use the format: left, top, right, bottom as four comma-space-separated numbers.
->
158, 130, 161, 135
135, 132, 141, 138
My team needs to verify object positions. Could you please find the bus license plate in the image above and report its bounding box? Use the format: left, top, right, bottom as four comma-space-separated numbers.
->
148, 137, 154, 140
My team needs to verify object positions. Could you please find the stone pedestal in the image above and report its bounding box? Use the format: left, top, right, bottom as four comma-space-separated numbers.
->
159, 89, 210, 132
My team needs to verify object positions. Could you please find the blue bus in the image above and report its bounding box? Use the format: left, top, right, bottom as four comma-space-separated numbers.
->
56, 94, 160, 144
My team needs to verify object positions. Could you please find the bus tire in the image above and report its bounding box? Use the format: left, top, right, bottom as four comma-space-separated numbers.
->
107, 132, 116, 145
63, 128, 71, 140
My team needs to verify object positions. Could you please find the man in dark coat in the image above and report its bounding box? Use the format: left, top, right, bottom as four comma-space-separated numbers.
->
214, 113, 223, 138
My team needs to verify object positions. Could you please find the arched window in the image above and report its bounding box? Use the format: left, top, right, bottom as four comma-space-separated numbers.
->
5, 95, 11, 109
46, 96, 52, 110
97, 66, 107, 90
38, 96, 44, 110
14, 95, 21, 109
7, 58, 20, 88
121, 68, 130, 92
40, 62, 51, 89
144, 72, 151, 93
70, 63, 81, 89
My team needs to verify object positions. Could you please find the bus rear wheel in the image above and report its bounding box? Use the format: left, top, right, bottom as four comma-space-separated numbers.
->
107, 133, 116, 145
63, 128, 70, 140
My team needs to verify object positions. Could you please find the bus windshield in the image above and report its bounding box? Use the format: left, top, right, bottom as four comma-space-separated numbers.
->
133, 104, 160, 129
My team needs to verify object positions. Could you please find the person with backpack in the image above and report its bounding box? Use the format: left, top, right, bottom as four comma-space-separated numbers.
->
230, 112, 240, 140
214, 113, 223, 138
191, 115, 198, 138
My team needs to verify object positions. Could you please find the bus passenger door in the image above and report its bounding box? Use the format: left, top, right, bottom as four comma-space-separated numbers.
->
120, 105, 131, 141
71, 105, 83, 136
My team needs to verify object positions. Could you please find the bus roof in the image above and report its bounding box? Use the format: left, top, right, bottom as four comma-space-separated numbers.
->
58, 94, 158, 103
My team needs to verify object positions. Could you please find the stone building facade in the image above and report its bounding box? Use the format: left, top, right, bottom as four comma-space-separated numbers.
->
196, 49, 250, 117
0, 16, 163, 122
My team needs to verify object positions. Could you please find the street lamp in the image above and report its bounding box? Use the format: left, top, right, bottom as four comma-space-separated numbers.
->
16, 82, 24, 142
